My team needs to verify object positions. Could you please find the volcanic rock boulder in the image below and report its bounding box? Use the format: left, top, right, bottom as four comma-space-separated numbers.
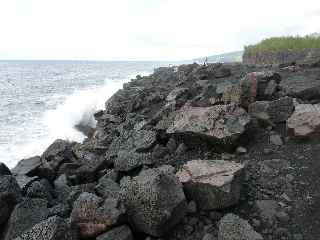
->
218, 214, 263, 240
0, 162, 11, 176
11, 156, 41, 176
109, 129, 157, 172
96, 225, 133, 240
11, 157, 42, 191
120, 165, 187, 237
13, 216, 75, 240
38, 139, 76, 180
166, 105, 250, 149
287, 104, 320, 137
223, 71, 282, 108
70, 192, 125, 239
176, 160, 244, 210
3, 198, 49, 240
248, 97, 294, 123
0, 175, 22, 225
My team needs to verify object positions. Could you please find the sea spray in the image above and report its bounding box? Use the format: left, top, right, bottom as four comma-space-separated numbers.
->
1, 70, 152, 168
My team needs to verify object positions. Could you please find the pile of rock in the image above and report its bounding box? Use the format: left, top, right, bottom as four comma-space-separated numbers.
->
3, 62, 320, 239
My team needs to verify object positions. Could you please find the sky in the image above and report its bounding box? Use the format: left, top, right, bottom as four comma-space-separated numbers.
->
0, 0, 320, 61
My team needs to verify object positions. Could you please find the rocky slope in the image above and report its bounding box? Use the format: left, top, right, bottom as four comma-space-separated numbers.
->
1, 59, 320, 240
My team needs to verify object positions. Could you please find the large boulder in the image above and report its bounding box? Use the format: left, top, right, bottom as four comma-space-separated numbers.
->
223, 71, 282, 108
3, 198, 49, 240
38, 139, 76, 180
70, 192, 125, 239
248, 97, 294, 123
287, 104, 320, 137
166, 105, 250, 149
176, 160, 244, 210
96, 225, 133, 240
218, 214, 263, 240
0, 162, 11, 176
11, 156, 41, 176
0, 175, 22, 225
11, 157, 42, 191
120, 165, 187, 237
108, 129, 157, 172
12, 216, 76, 240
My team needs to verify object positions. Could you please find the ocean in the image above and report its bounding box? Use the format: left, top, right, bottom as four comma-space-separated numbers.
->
0, 60, 167, 168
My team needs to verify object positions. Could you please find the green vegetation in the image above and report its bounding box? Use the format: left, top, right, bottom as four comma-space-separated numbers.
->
245, 36, 320, 54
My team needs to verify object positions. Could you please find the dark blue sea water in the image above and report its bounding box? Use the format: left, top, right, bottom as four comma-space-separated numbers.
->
0, 61, 166, 168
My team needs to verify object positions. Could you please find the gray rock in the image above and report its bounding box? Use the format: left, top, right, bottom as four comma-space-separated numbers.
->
12, 216, 74, 240
187, 201, 197, 214
95, 177, 121, 200
222, 71, 281, 108
67, 183, 96, 207
0, 162, 11, 176
11, 156, 41, 176
248, 97, 294, 123
26, 180, 54, 203
70, 192, 125, 239
132, 130, 157, 152
3, 198, 49, 240
39, 139, 75, 179
120, 165, 187, 236
236, 146, 247, 155
167, 105, 250, 149
0, 175, 22, 225
114, 150, 151, 172
218, 213, 263, 240
287, 104, 320, 137
53, 174, 71, 203
96, 225, 133, 240
48, 203, 70, 218
276, 211, 290, 223
14, 175, 38, 192
269, 134, 283, 146
255, 200, 278, 226
176, 160, 244, 210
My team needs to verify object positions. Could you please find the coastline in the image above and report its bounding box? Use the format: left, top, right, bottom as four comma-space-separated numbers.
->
1, 59, 320, 239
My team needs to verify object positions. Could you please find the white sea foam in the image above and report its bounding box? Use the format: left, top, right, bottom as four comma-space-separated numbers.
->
1, 71, 151, 168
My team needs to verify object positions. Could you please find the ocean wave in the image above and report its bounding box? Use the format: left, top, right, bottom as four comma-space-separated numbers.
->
1, 71, 151, 168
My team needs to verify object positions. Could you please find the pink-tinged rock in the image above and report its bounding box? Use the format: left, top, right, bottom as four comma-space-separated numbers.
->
70, 193, 125, 239
222, 71, 282, 108
167, 105, 250, 148
287, 104, 320, 137
176, 160, 244, 210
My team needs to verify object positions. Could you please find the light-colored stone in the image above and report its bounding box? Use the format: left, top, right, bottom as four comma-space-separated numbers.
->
176, 160, 244, 210
167, 105, 250, 148
287, 104, 320, 137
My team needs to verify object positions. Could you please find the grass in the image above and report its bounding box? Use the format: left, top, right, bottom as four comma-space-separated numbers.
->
245, 36, 320, 54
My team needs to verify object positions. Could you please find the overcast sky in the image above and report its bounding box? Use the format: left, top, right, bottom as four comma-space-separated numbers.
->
0, 0, 320, 61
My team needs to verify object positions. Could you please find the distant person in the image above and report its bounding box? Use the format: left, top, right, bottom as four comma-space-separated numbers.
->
204, 57, 208, 66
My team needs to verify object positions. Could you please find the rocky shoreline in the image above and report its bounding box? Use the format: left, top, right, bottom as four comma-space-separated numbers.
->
1, 60, 320, 240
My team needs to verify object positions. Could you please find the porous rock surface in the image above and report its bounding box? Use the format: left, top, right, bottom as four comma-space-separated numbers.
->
2, 61, 320, 240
